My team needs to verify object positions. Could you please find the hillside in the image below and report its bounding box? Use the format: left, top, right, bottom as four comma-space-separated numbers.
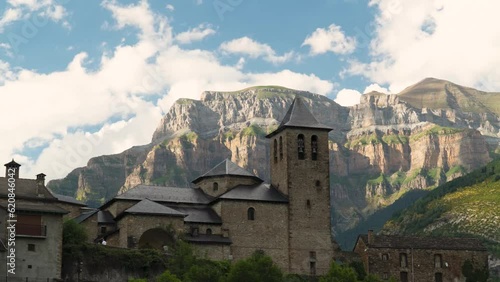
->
48, 78, 500, 236
383, 159, 500, 256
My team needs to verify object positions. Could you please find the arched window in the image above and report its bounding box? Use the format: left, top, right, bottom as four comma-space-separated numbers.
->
315, 180, 321, 188
206, 228, 212, 235
247, 207, 255, 220
213, 182, 218, 192
279, 136, 283, 160
297, 134, 305, 160
273, 139, 278, 163
311, 135, 318, 160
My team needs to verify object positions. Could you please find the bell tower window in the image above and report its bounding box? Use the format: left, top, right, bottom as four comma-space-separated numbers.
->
311, 135, 318, 160
273, 139, 278, 163
279, 136, 283, 160
298, 134, 305, 160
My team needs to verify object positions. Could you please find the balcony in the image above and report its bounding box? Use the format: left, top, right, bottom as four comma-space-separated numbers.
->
16, 224, 47, 238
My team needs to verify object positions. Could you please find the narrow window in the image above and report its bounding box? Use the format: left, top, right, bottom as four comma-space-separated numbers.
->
279, 136, 283, 160
297, 134, 305, 160
315, 180, 321, 188
273, 139, 278, 163
382, 254, 388, 261
306, 200, 311, 209
206, 228, 212, 235
310, 251, 316, 259
434, 254, 442, 268
400, 271, 408, 282
383, 272, 389, 279
28, 244, 35, 252
434, 273, 443, 282
100, 226, 107, 234
247, 207, 255, 220
311, 135, 318, 160
400, 253, 408, 267
309, 261, 316, 276
213, 182, 219, 192
191, 227, 199, 237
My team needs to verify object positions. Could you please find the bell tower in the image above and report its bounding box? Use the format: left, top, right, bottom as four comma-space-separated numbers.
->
266, 97, 335, 275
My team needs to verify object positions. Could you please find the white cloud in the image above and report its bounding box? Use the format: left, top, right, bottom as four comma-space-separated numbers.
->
166, 4, 175, 11
334, 89, 362, 107
302, 24, 356, 55
219, 36, 295, 64
0, 0, 69, 32
175, 24, 216, 44
0, 0, 335, 181
346, 0, 500, 93
364, 83, 389, 94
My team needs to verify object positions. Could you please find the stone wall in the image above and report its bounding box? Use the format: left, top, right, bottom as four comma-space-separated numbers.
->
107, 199, 137, 218
196, 175, 260, 198
192, 243, 231, 261
80, 212, 99, 242
354, 241, 489, 282
218, 200, 289, 271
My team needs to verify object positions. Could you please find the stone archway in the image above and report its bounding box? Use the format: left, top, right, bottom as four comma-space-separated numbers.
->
137, 228, 175, 250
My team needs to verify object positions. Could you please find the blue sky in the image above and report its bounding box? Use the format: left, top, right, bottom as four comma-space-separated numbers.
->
1, 0, 499, 180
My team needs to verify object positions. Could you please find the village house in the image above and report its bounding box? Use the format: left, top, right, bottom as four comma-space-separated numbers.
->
79, 97, 340, 275
353, 230, 489, 282
0, 160, 85, 281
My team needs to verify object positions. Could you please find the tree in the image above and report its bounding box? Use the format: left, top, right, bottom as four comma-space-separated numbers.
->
167, 240, 197, 277
319, 262, 358, 282
462, 259, 489, 282
224, 250, 283, 282
183, 259, 230, 282
63, 219, 88, 246
156, 270, 182, 282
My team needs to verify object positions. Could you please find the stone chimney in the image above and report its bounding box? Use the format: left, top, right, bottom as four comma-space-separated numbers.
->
36, 173, 46, 186
4, 159, 20, 179
368, 230, 374, 244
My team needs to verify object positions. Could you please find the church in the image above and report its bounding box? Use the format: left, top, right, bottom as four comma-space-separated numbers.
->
77, 97, 339, 275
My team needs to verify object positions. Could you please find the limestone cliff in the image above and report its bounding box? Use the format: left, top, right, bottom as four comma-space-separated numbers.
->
48, 79, 500, 235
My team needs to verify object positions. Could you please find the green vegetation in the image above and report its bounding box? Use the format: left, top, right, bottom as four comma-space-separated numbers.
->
176, 98, 195, 105
462, 259, 489, 282
410, 125, 465, 142
381, 134, 408, 145
367, 173, 388, 185
223, 131, 236, 141
181, 131, 198, 143
344, 134, 381, 148
446, 165, 466, 178
385, 159, 500, 256
225, 250, 284, 282
389, 171, 406, 186
241, 124, 266, 137
320, 261, 389, 282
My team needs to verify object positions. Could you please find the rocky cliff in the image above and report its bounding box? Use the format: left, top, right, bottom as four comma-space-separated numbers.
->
48, 79, 500, 234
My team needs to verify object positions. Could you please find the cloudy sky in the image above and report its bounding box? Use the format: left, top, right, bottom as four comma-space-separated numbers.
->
1, 0, 499, 181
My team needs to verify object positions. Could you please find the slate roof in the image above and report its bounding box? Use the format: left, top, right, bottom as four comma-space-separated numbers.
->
124, 199, 185, 217
0, 177, 56, 200
184, 234, 232, 245
357, 234, 487, 251
192, 159, 260, 184
73, 209, 98, 223
266, 97, 332, 138
53, 193, 86, 206
173, 206, 222, 224
116, 185, 213, 205
218, 183, 288, 203
0, 202, 68, 214
98, 210, 115, 224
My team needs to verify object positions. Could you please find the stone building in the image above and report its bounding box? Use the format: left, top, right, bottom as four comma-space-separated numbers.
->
353, 231, 489, 282
0, 160, 84, 281
81, 97, 339, 275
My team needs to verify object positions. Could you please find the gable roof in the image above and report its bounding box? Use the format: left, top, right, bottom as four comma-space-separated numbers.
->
115, 185, 213, 205
0, 177, 56, 200
98, 210, 115, 224
173, 206, 222, 224
217, 183, 288, 203
124, 199, 185, 217
0, 202, 68, 215
356, 234, 487, 251
192, 159, 260, 184
73, 209, 98, 223
53, 193, 87, 206
266, 97, 332, 138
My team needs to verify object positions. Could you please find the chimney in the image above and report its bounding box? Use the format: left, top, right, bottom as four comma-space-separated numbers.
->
36, 173, 46, 189
4, 159, 20, 179
368, 230, 374, 244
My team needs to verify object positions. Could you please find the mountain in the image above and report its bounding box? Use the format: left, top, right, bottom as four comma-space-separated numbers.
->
48, 78, 500, 236
382, 159, 500, 257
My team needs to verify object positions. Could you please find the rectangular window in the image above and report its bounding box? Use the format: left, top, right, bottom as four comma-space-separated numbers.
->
435, 272, 443, 282
17, 214, 45, 236
310, 251, 316, 259
434, 254, 442, 268
400, 271, 408, 282
310, 261, 316, 276
28, 244, 35, 252
400, 253, 408, 268
383, 272, 389, 279
382, 254, 388, 261
100, 226, 107, 234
